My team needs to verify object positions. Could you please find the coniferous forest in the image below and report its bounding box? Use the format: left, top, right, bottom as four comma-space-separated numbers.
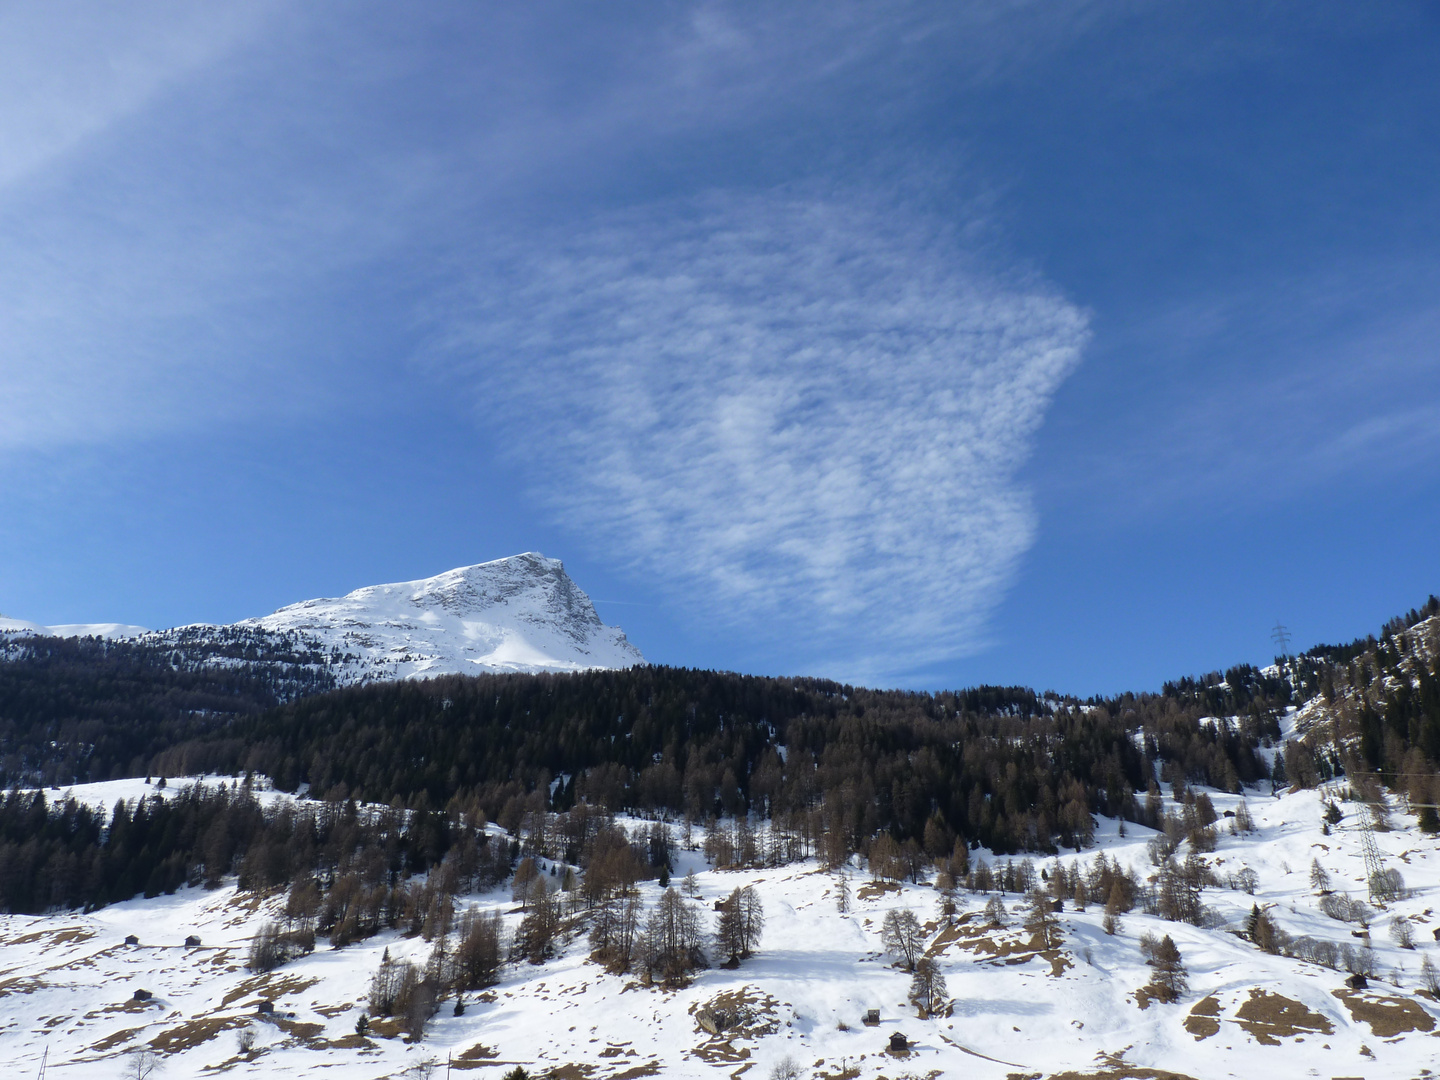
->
0, 595, 1437, 918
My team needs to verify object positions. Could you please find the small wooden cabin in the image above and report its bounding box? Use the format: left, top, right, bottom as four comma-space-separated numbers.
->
888, 1031, 909, 1052
185, 935, 201, 947
124, 934, 139, 946
1345, 974, 1368, 990
132, 989, 152, 1001
863, 1009, 881, 1026
257, 1000, 275, 1015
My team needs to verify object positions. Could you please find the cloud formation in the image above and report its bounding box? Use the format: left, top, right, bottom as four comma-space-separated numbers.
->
0, 2, 272, 191
0, 2, 1103, 459
443, 193, 1088, 678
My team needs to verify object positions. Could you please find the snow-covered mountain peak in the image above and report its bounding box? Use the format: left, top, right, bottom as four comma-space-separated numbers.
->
2, 554, 644, 685
301, 553, 601, 637
240, 552, 644, 682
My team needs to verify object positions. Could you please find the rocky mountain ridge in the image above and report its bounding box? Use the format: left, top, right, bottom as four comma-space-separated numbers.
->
1, 552, 644, 685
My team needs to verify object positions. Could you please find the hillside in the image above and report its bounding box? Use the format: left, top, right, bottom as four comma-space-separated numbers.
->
3, 773, 1439, 1079
1, 596, 1439, 1078
0, 554, 643, 789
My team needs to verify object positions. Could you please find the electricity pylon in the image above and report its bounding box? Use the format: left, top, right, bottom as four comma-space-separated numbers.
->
1271, 621, 1292, 659
1358, 802, 1399, 904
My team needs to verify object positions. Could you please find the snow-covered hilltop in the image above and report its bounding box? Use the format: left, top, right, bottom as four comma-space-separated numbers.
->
0, 615, 149, 639
237, 552, 644, 682
1, 553, 644, 684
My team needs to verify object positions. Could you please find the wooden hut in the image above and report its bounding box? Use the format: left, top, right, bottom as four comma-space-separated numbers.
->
888, 1031, 909, 1052
124, 934, 139, 946
863, 1009, 881, 1026
132, 989, 152, 1001
185, 935, 201, 947
1345, 973, 1368, 990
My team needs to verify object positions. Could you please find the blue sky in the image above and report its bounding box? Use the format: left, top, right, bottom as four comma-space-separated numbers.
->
1, 2, 1437, 694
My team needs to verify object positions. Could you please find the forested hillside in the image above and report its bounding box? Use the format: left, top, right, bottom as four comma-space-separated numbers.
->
0, 628, 336, 789
150, 666, 1275, 855
1, 596, 1437, 917
7, 594, 1440, 1080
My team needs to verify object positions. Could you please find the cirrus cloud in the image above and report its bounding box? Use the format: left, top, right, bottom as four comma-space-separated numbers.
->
437, 192, 1088, 680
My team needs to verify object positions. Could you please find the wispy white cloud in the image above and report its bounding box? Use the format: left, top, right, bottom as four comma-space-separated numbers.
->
0, 1, 1110, 461
438, 192, 1088, 679
0, 2, 305, 453
0, 2, 275, 191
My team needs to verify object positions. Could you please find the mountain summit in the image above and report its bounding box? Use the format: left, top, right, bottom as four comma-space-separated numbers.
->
242, 552, 643, 682
2, 553, 644, 684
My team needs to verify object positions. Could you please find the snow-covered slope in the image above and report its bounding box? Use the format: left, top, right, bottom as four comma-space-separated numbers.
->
1, 553, 644, 683
0, 615, 149, 639
5, 777, 1440, 1079
232, 552, 643, 682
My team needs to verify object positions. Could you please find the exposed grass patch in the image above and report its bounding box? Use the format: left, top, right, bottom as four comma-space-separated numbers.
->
88, 1025, 144, 1052
0, 974, 45, 997
5, 927, 87, 947
271, 1016, 325, 1041
1036, 1053, 1202, 1080
1044, 948, 1072, 977
1332, 989, 1436, 1037
606, 1063, 663, 1079
689, 986, 783, 1065
1233, 989, 1333, 1045
150, 1015, 250, 1054
217, 972, 319, 1010
307, 1032, 375, 1052
925, 915, 973, 957
1039, 1068, 1201, 1080
1182, 994, 1221, 1039
98, 996, 164, 1015
365, 1016, 406, 1040
856, 880, 901, 901
942, 919, 1072, 976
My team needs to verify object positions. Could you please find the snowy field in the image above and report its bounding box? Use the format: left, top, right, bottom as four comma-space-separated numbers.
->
3, 776, 1440, 1079
11, 774, 299, 817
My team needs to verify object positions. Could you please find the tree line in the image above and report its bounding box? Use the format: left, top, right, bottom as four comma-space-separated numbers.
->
4, 594, 1440, 917
0, 628, 336, 789
143, 665, 1276, 857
